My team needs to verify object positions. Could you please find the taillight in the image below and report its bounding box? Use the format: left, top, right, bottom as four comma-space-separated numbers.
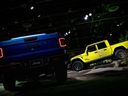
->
59, 38, 67, 47
0, 48, 3, 58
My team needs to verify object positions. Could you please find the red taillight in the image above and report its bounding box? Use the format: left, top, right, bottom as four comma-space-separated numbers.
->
0, 48, 3, 58
59, 38, 67, 47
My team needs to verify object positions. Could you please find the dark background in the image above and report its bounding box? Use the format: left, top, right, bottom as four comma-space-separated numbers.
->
0, 0, 128, 49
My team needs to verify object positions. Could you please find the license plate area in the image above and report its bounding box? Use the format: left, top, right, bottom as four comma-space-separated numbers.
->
30, 59, 43, 66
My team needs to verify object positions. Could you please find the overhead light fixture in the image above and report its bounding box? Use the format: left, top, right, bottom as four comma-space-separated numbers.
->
64, 30, 71, 36
89, 13, 92, 16
117, 24, 120, 26
38, 15, 41, 18
84, 15, 88, 20
30, 6, 34, 10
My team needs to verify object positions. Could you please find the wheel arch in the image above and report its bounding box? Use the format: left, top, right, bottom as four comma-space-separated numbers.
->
114, 46, 126, 54
71, 58, 84, 64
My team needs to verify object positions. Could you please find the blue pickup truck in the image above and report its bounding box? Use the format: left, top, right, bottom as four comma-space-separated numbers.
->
0, 32, 67, 90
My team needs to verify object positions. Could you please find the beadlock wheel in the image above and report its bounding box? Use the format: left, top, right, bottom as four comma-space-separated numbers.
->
72, 61, 84, 71
114, 49, 127, 59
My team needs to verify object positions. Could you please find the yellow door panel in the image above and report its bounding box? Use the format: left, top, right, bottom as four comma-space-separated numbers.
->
97, 42, 112, 58
84, 44, 100, 63
85, 51, 100, 62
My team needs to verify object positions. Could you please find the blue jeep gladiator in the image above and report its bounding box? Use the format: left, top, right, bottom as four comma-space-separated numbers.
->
0, 32, 67, 90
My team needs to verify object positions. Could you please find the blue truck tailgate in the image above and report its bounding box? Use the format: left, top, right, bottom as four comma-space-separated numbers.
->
0, 32, 66, 62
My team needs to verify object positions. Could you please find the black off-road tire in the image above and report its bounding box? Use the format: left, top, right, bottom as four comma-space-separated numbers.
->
72, 60, 84, 71
54, 62, 67, 83
114, 49, 127, 59
2, 73, 16, 91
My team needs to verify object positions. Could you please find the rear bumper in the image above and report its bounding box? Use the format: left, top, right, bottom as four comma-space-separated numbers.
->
0, 53, 68, 74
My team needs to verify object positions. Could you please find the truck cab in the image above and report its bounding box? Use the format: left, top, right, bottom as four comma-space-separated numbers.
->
85, 40, 112, 62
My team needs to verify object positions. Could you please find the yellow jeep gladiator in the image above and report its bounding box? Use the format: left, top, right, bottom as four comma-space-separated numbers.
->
70, 40, 128, 71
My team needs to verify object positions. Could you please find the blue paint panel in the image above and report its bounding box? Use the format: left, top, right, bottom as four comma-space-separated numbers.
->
0, 32, 64, 62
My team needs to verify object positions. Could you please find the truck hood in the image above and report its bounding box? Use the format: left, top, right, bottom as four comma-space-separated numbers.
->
70, 53, 85, 61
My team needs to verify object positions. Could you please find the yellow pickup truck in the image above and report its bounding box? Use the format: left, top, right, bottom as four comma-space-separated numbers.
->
70, 40, 128, 71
